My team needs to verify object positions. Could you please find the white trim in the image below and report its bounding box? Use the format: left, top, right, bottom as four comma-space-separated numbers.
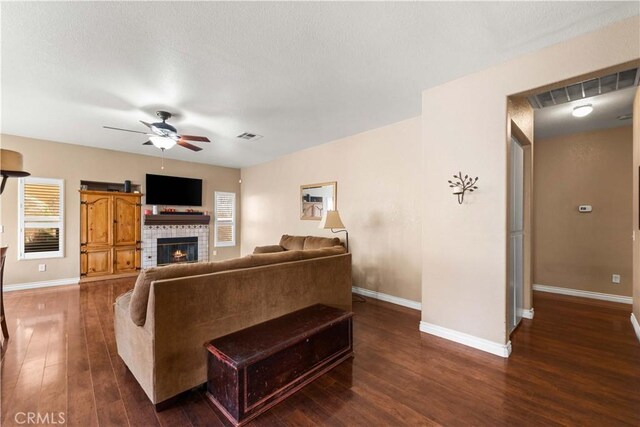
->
631, 313, 640, 343
214, 191, 236, 247
519, 307, 535, 319
4, 277, 79, 292
18, 177, 65, 260
533, 284, 632, 305
351, 286, 421, 310
419, 321, 512, 358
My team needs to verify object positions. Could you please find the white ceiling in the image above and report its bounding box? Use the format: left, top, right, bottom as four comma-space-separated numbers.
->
2, 2, 638, 168
535, 86, 636, 140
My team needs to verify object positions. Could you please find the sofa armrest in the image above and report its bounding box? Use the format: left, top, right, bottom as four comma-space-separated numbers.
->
253, 245, 285, 254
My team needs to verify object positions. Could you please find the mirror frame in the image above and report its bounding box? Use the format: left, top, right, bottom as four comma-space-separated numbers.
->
300, 181, 337, 220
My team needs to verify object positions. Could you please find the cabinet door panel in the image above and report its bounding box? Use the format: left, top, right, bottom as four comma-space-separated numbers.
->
84, 195, 112, 246
85, 249, 112, 277
114, 247, 137, 274
114, 196, 139, 246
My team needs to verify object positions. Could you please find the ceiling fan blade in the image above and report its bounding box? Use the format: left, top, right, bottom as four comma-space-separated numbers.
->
179, 135, 210, 142
103, 126, 147, 135
142, 141, 153, 145
177, 140, 203, 152
139, 121, 154, 130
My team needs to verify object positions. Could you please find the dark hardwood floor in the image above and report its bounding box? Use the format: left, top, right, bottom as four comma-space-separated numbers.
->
1, 280, 639, 426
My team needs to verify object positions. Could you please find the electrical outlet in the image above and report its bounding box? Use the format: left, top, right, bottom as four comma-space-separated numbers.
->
213, 250, 217, 256
38, 264, 46, 272
612, 274, 621, 284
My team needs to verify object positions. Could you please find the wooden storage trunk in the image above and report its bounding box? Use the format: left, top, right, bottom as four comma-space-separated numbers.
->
205, 304, 353, 426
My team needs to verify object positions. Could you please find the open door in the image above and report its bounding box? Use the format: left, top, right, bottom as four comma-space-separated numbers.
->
509, 136, 525, 333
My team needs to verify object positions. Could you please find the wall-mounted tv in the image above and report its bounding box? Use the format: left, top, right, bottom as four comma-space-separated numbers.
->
145, 174, 203, 207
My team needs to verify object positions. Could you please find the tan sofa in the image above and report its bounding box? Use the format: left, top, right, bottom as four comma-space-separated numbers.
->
114, 244, 352, 407
253, 234, 343, 253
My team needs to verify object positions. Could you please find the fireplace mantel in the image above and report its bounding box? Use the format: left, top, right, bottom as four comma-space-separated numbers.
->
144, 214, 211, 226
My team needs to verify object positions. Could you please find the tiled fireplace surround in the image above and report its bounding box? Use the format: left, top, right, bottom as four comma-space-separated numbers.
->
142, 224, 209, 269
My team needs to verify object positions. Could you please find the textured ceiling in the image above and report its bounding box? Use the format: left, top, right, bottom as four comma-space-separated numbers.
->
535, 86, 636, 140
2, 2, 638, 168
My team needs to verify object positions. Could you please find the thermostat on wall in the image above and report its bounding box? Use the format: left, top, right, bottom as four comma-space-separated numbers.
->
578, 205, 592, 213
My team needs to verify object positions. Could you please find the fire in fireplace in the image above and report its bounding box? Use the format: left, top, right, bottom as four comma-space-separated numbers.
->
157, 237, 198, 266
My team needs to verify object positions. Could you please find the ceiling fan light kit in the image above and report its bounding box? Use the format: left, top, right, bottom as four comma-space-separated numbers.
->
149, 136, 176, 150
103, 110, 210, 168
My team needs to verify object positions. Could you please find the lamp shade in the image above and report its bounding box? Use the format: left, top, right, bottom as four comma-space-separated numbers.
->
319, 210, 345, 229
0, 149, 30, 177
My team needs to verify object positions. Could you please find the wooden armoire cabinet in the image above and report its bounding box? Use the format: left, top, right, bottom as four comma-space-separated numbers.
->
80, 191, 142, 280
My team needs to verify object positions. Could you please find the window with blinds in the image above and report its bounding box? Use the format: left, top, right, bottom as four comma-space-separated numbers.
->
214, 191, 236, 247
18, 177, 65, 259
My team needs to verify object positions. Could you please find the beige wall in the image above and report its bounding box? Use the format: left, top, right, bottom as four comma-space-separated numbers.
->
421, 16, 639, 345
534, 126, 633, 297
241, 117, 422, 303
0, 134, 241, 286
633, 89, 640, 326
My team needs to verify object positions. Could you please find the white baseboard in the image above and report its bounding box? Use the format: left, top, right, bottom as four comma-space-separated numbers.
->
533, 284, 632, 305
519, 308, 535, 319
419, 321, 512, 358
351, 286, 421, 311
631, 313, 640, 343
4, 277, 79, 292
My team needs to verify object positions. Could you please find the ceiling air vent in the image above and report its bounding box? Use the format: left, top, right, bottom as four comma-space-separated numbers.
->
528, 67, 639, 109
237, 132, 263, 140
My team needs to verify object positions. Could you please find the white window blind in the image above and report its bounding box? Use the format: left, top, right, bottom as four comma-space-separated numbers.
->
214, 191, 236, 247
18, 177, 65, 259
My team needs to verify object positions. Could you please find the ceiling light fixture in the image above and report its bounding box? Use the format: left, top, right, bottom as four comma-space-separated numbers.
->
572, 104, 593, 118
149, 136, 177, 150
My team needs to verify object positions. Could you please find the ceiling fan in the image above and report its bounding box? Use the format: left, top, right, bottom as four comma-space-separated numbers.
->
103, 111, 210, 152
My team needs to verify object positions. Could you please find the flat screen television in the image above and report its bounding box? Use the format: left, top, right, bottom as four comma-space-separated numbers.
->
145, 174, 203, 206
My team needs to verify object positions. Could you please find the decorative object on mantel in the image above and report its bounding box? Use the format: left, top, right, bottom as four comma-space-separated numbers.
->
319, 210, 349, 252
0, 149, 30, 195
448, 172, 479, 204
144, 214, 210, 226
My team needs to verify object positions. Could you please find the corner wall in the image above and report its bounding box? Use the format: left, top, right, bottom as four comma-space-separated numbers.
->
421, 16, 639, 350
241, 117, 422, 304
0, 134, 241, 287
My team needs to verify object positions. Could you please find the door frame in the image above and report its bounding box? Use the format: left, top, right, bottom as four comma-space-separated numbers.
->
506, 112, 534, 341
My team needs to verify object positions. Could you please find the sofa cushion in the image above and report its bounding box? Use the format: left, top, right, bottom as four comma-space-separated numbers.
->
299, 245, 346, 259
249, 246, 345, 266
248, 250, 304, 266
129, 257, 255, 326
279, 234, 305, 250
303, 236, 342, 250
253, 245, 285, 254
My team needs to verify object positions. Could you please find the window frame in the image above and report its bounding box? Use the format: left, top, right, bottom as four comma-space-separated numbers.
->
214, 191, 236, 248
18, 177, 65, 260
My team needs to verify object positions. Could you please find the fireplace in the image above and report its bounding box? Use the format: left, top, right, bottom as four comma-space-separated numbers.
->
157, 237, 198, 266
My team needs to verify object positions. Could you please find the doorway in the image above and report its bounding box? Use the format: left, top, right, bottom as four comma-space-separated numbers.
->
508, 65, 638, 343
